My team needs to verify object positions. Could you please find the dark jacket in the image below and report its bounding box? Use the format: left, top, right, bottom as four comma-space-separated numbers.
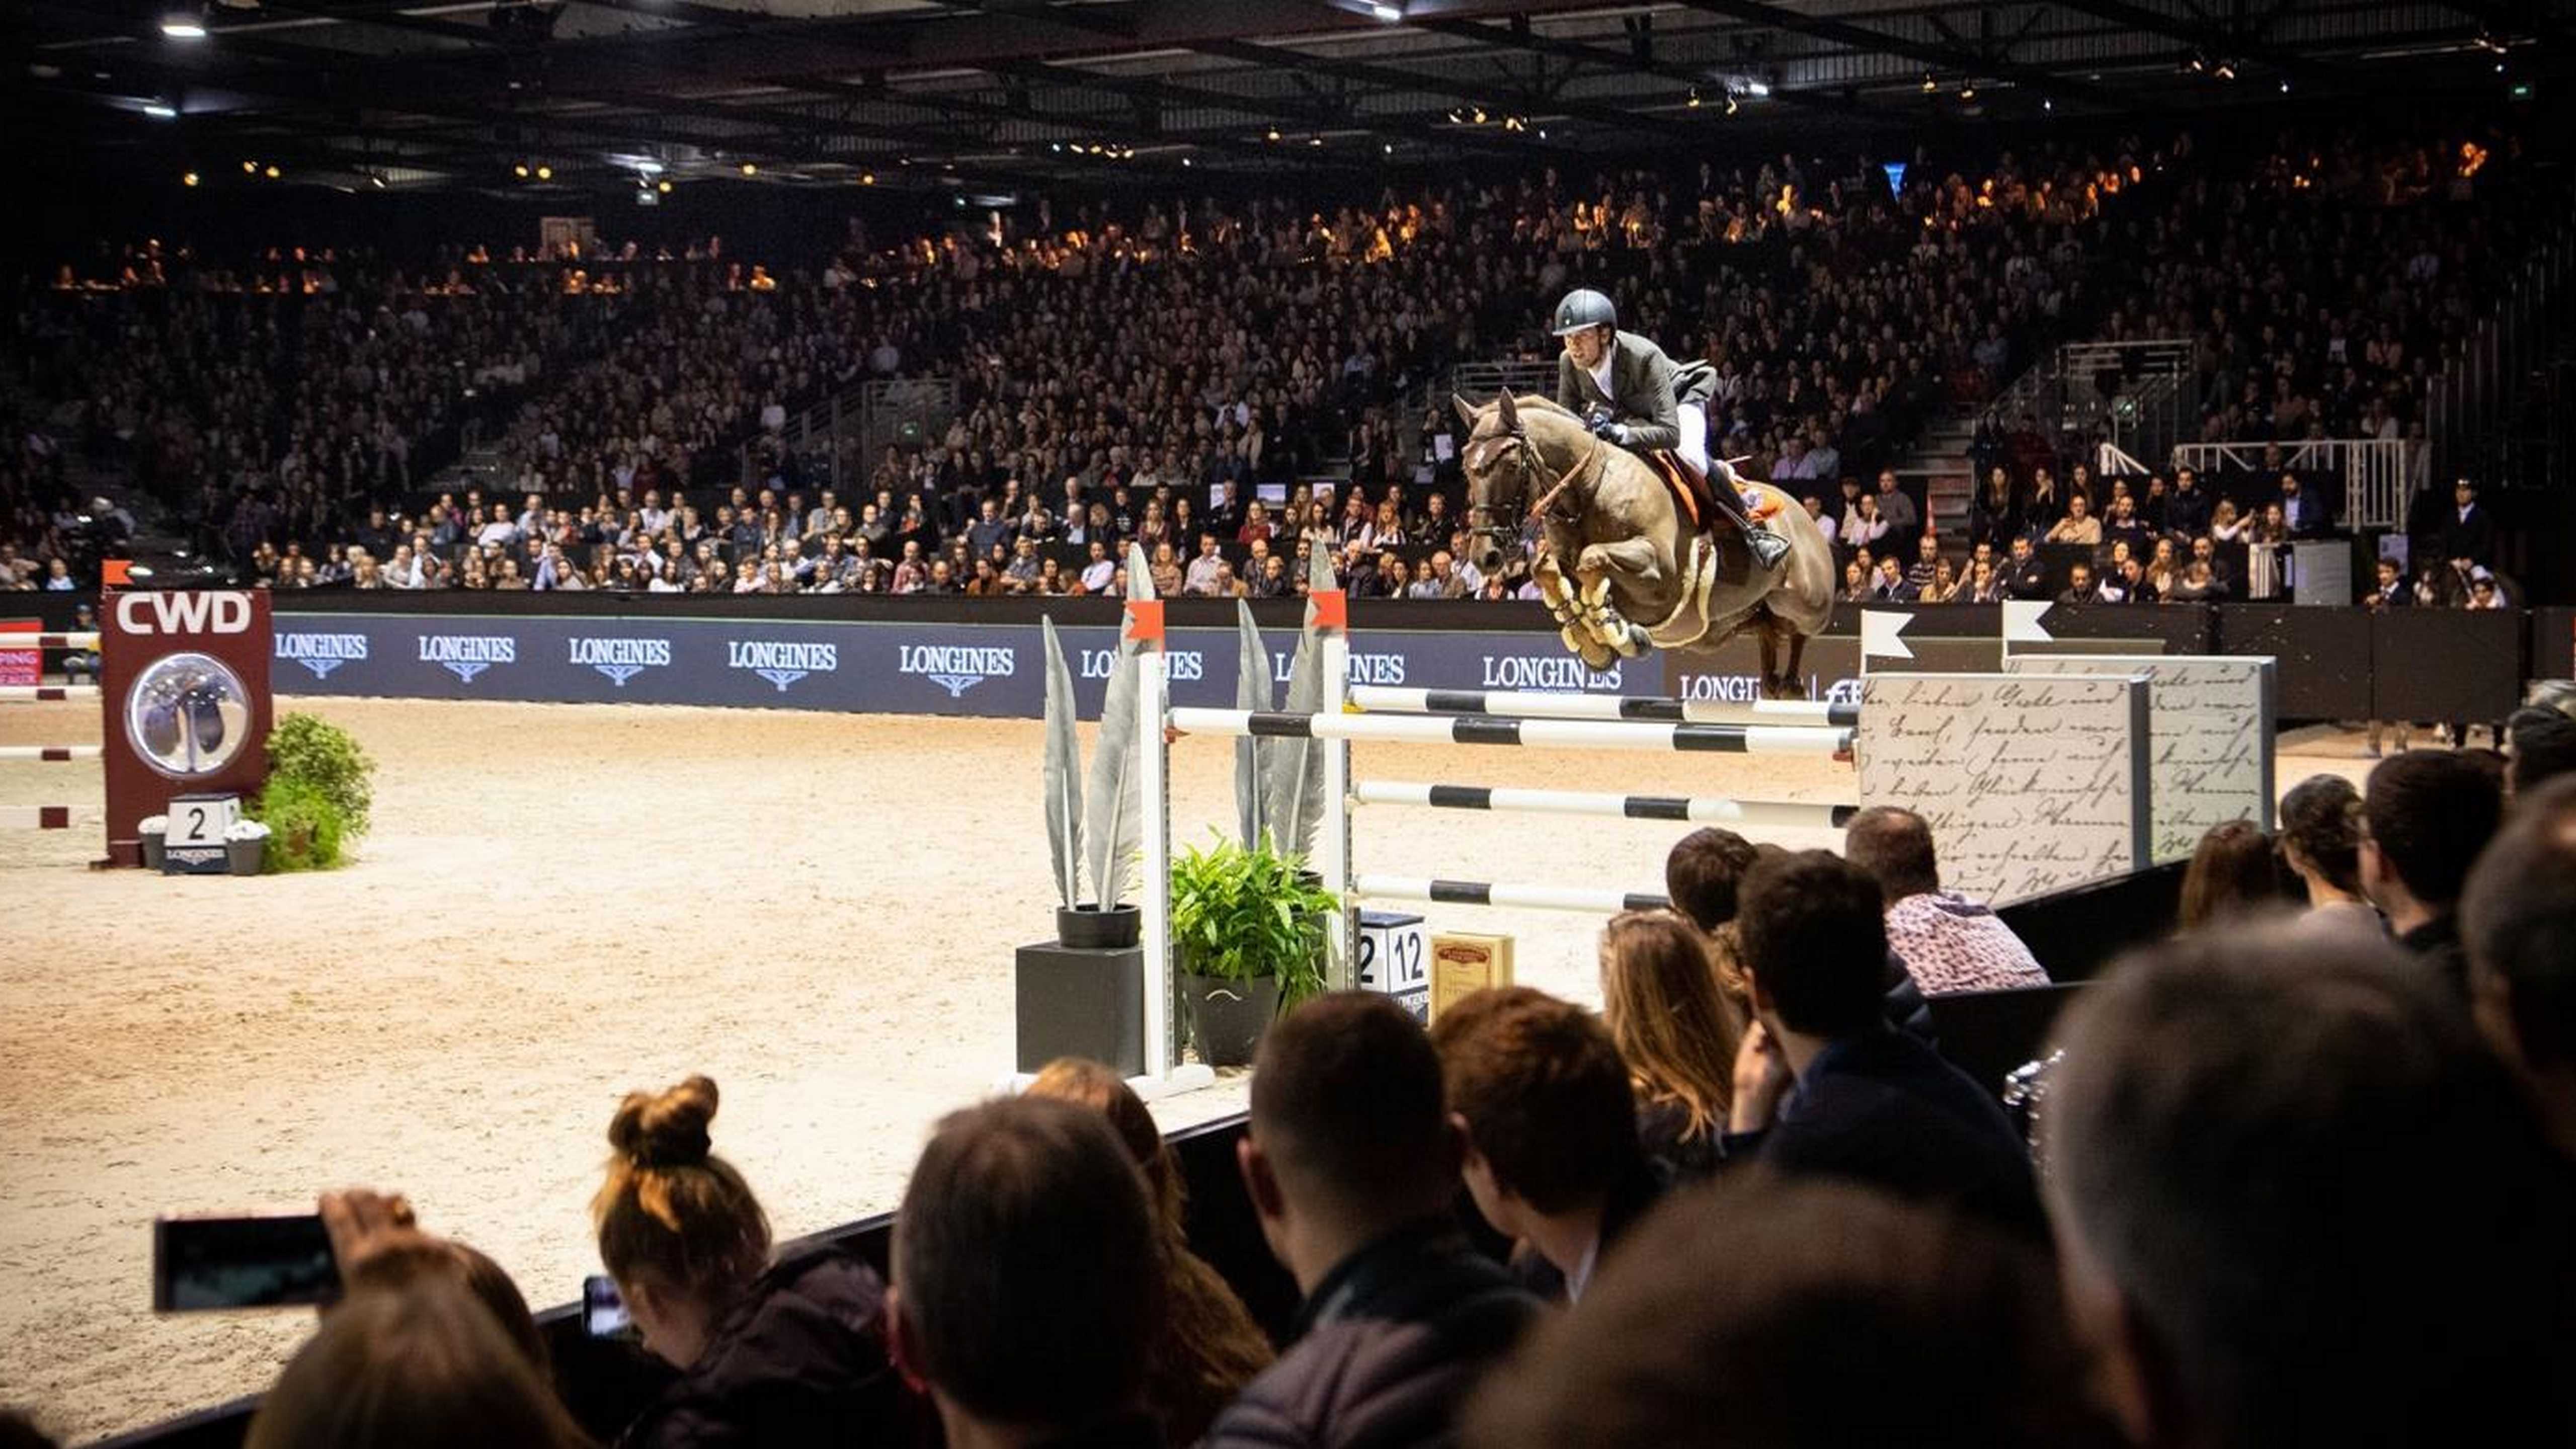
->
1556, 331, 1716, 455
616, 1246, 916, 1449
1510, 1156, 1662, 1304
1199, 1221, 1539, 1449
1637, 1097, 1721, 1185
1726, 1026, 2045, 1241
2399, 914, 2470, 1006
2439, 503, 2498, 566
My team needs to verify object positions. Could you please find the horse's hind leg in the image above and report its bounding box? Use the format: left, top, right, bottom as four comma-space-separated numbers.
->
1771, 622, 1811, 700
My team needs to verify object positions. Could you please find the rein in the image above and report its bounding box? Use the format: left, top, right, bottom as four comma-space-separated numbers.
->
1520, 430, 1600, 525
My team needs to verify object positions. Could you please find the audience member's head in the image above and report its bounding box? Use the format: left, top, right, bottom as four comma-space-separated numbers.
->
1737, 850, 1888, 1039
1431, 987, 1638, 1250
2275, 774, 2363, 897
2361, 749, 2504, 925
0, 1411, 58, 1449
892, 1096, 1160, 1441
2043, 928, 2574, 1448
1462, 1174, 2109, 1449
1024, 1058, 1274, 1442
590, 1076, 771, 1368
1841, 806, 1941, 902
2176, 820, 2284, 931
2506, 681, 2576, 797
1241, 992, 1461, 1288
1025, 1056, 1183, 1232
246, 1278, 592, 1449
1663, 826, 1760, 932
1598, 910, 1745, 1140
2462, 774, 2576, 1155
336, 1237, 547, 1375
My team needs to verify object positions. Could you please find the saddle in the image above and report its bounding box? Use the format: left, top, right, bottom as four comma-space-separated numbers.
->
1641, 450, 1779, 537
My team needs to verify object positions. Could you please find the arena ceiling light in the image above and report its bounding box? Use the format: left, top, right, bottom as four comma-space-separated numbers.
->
144, 101, 178, 119
160, 12, 207, 40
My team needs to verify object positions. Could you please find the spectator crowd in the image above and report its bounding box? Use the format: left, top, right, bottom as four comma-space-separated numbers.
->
4, 115, 2553, 604
10, 690, 2572, 1449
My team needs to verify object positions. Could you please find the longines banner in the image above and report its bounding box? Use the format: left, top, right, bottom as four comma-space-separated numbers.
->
269, 611, 1877, 718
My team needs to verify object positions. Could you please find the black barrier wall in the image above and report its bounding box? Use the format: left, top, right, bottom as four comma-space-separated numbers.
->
17, 591, 2551, 727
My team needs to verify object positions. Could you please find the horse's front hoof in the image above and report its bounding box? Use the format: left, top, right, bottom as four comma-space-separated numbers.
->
1613, 625, 1649, 659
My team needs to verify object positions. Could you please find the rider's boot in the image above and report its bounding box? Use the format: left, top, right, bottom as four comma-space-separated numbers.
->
1708, 456, 1790, 571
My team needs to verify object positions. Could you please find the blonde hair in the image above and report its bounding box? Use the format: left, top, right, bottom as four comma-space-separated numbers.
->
1599, 912, 1748, 1140
590, 1075, 770, 1298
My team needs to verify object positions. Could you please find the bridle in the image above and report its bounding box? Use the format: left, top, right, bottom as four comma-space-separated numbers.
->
1464, 409, 1600, 562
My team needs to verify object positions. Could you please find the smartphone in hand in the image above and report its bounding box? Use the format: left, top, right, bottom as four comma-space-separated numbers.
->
583, 1274, 632, 1338
152, 1213, 340, 1312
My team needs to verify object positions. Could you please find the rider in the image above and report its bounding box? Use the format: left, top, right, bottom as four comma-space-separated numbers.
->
1550, 289, 1789, 571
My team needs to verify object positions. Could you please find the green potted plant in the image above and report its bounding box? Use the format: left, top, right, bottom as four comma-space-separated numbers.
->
249, 713, 375, 873
1169, 835, 1335, 1066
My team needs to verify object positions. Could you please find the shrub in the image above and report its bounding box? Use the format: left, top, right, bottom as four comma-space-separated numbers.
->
264, 713, 374, 840
255, 777, 344, 872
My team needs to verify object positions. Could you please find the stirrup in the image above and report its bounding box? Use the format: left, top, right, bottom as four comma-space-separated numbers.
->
1746, 527, 1790, 570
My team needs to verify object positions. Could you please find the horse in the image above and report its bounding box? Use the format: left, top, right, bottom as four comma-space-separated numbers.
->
1454, 390, 1836, 698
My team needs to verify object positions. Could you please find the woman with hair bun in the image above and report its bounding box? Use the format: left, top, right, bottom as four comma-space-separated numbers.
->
594, 1075, 914, 1448
2276, 774, 2386, 946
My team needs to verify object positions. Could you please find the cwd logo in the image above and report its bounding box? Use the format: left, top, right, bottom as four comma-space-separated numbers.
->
114, 591, 255, 636
418, 633, 516, 682
275, 632, 369, 680
900, 643, 1015, 699
728, 639, 838, 692
570, 636, 672, 688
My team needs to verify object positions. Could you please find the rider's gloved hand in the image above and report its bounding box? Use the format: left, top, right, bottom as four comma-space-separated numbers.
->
1590, 417, 1633, 447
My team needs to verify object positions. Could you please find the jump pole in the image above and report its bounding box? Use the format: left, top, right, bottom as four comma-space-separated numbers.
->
1349, 685, 1857, 728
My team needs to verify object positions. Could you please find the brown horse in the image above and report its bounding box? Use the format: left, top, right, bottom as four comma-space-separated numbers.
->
1455, 391, 1836, 697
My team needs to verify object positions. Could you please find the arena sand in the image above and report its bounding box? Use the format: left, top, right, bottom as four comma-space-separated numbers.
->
0, 694, 2371, 1442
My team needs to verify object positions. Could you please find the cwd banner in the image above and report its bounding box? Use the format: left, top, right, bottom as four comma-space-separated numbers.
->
271, 611, 1743, 719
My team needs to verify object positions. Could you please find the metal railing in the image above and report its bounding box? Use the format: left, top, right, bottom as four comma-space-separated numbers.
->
1982, 339, 2194, 464
738, 375, 957, 491
2429, 223, 2574, 492
1443, 360, 1558, 405
2166, 439, 2412, 530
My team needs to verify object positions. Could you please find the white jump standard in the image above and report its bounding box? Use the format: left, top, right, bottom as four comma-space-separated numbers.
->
1350, 685, 1858, 728
1352, 780, 1857, 830
1168, 706, 1854, 756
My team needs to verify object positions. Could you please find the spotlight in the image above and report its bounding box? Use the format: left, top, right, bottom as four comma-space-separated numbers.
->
1537, 128, 1547, 139
513, 163, 529, 178
1471, 106, 1487, 124
1370, 2, 1401, 19
1309, 136, 1323, 146
1181, 156, 1193, 167
242, 160, 257, 173
161, 13, 207, 40
263, 164, 279, 179
2279, 80, 2291, 93
1959, 84, 1977, 100
2044, 97, 2055, 112
1922, 73, 1937, 92
1745, 80, 1772, 97
2212, 59, 2236, 80
659, 178, 675, 192
740, 162, 757, 176
1384, 142, 1394, 154
1725, 93, 1739, 116
535, 164, 552, 180
1688, 86, 1703, 108
144, 102, 178, 120
369, 173, 386, 189
1445, 108, 1464, 124
1267, 127, 1282, 141
182, 171, 199, 187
